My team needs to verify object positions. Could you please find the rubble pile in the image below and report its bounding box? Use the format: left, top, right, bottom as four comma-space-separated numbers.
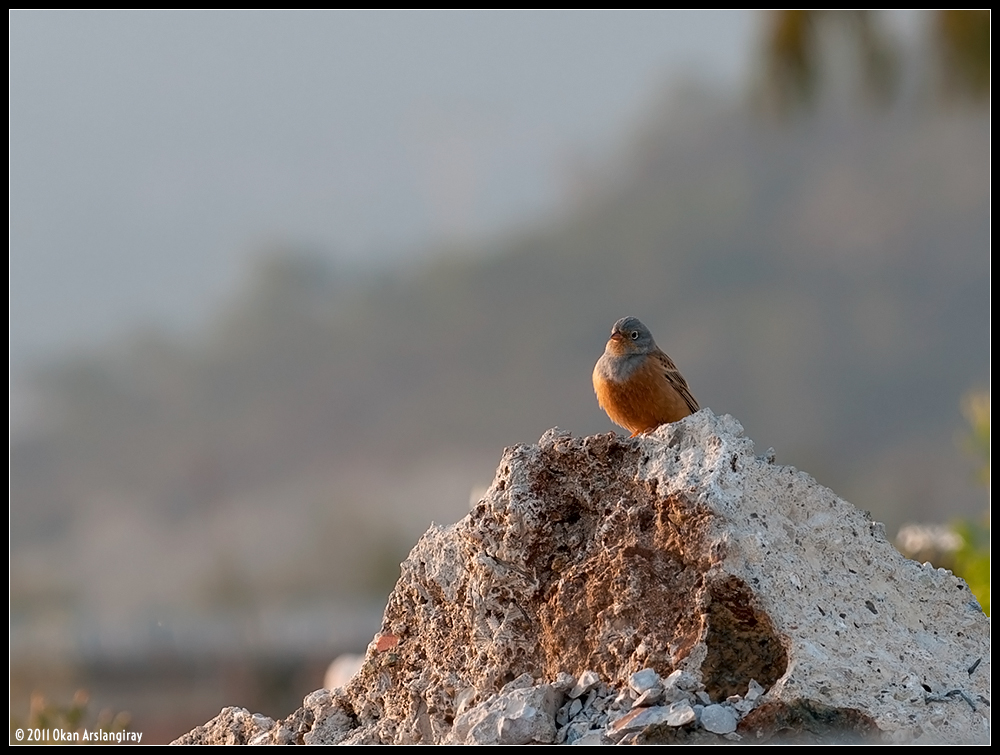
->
174, 412, 990, 745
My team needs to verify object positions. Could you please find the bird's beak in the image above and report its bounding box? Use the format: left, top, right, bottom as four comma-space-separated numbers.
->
609, 331, 624, 342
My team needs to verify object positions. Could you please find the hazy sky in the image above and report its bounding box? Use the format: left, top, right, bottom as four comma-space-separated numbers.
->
9, 10, 767, 367
9, 10, 932, 366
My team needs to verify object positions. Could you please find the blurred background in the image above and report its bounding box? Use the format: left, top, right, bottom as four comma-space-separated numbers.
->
10, 9, 989, 743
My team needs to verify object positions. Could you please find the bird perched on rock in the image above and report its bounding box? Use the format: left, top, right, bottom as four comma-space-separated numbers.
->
593, 316, 699, 436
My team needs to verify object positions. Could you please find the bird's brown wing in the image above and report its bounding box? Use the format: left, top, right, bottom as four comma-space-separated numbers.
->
655, 351, 700, 415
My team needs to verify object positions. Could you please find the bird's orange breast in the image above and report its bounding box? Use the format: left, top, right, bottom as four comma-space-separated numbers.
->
593, 355, 694, 436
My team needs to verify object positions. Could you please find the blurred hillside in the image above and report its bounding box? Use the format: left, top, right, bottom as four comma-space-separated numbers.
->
12, 91, 988, 621
9, 9, 989, 738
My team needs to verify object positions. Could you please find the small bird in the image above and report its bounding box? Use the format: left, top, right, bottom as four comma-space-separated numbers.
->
593, 316, 699, 436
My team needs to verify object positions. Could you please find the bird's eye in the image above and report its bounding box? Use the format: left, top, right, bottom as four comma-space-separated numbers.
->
630, 331, 639, 340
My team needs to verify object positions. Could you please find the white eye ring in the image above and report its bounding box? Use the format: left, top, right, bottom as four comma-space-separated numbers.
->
630, 331, 640, 340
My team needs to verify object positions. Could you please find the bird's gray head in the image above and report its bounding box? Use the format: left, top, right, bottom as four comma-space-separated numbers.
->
606, 316, 657, 355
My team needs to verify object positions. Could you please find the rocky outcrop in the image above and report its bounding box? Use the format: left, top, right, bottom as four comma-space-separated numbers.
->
173, 411, 990, 745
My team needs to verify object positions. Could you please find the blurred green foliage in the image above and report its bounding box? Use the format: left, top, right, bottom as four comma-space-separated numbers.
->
760, 10, 895, 113
761, 9, 990, 113
951, 517, 989, 616
951, 390, 989, 615
10, 690, 130, 745
936, 10, 991, 100
961, 390, 989, 488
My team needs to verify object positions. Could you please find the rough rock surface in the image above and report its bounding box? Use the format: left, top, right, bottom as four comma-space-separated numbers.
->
173, 411, 990, 745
